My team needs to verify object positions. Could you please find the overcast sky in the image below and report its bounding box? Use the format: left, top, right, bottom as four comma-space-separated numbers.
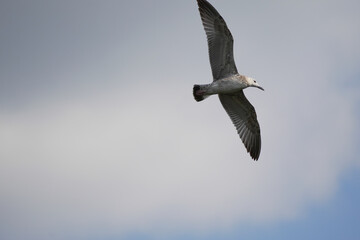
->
1, 0, 359, 239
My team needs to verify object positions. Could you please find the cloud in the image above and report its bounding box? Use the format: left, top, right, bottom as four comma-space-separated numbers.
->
0, 75, 358, 239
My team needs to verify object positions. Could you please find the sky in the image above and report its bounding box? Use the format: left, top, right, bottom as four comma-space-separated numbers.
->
0, 0, 359, 239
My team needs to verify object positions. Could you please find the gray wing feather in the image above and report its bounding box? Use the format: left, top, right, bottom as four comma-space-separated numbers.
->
219, 92, 261, 160
197, 0, 238, 80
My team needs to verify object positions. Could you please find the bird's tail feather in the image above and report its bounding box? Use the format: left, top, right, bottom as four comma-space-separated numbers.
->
193, 84, 210, 102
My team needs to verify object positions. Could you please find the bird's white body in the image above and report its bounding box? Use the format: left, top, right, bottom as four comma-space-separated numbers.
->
206, 74, 249, 95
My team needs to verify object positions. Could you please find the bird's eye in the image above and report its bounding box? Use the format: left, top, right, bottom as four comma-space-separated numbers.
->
254, 80, 257, 83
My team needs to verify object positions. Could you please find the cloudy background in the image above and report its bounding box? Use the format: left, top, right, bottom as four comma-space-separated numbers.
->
1, 0, 359, 239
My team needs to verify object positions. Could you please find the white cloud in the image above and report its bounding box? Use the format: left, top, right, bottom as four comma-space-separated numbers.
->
0, 75, 357, 239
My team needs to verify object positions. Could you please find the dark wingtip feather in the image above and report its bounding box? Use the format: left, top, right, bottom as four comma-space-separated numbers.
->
249, 135, 261, 161
197, 0, 223, 19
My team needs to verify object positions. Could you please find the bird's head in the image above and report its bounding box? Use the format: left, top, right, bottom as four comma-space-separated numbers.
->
246, 77, 264, 91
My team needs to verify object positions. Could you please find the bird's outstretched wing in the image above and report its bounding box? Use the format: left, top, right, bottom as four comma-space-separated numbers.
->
197, 0, 238, 80
219, 92, 261, 160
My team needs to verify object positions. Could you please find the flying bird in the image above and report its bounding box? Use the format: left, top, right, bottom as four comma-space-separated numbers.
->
193, 0, 264, 160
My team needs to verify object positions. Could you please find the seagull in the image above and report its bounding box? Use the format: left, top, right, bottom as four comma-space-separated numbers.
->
193, 0, 264, 160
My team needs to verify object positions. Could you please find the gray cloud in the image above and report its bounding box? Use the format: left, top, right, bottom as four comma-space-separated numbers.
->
0, 0, 359, 239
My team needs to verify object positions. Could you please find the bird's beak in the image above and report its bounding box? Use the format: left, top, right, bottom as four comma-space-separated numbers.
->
257, 85, 264, 91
